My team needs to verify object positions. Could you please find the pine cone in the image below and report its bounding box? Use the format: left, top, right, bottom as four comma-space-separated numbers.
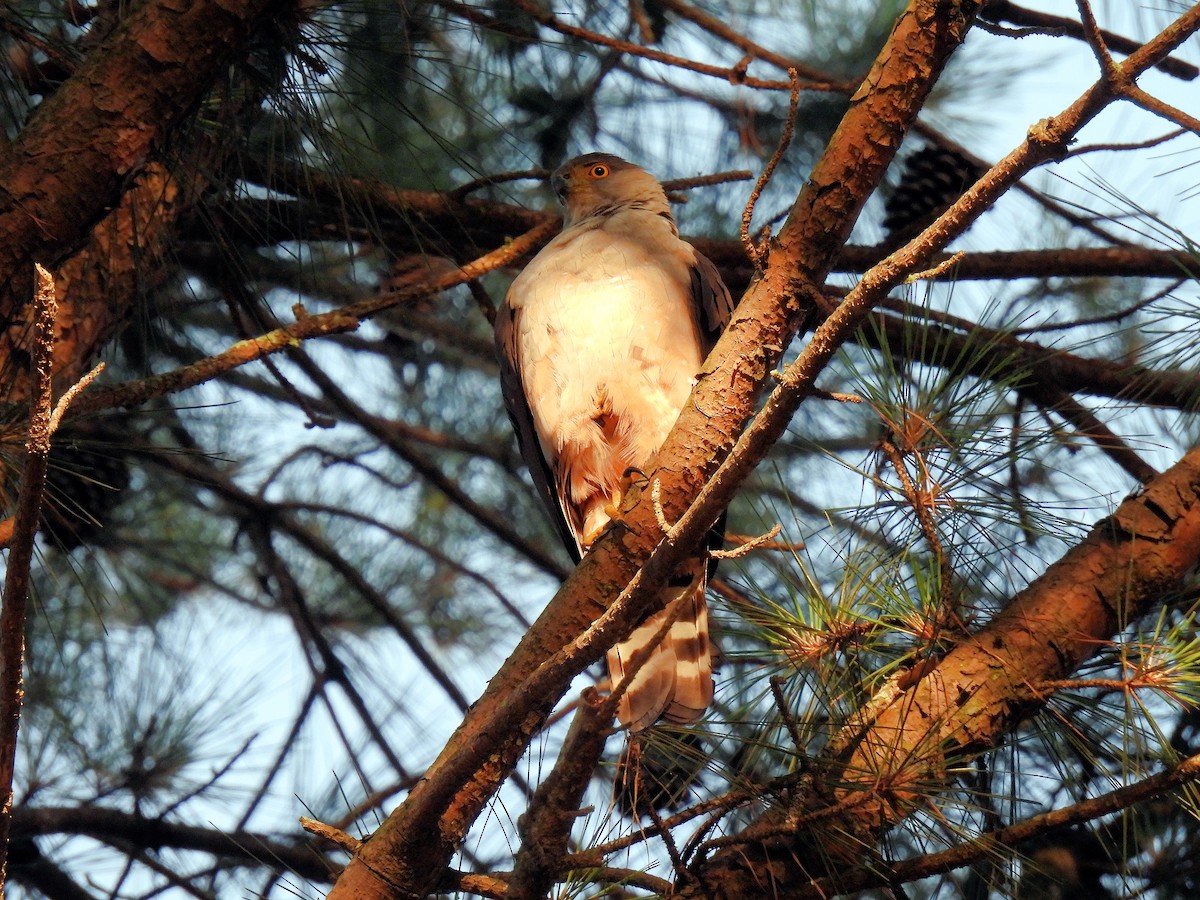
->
882, 144, 986, 245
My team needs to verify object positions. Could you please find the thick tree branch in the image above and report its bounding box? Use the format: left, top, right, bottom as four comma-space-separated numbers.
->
0, 0, 285, 309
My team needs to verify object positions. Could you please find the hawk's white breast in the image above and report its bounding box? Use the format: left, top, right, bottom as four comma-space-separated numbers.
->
507, 208, 703, 527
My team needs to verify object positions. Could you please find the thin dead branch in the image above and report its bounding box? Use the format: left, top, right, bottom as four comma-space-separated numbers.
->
741, 68, 801, 268
505, 0, 797, 91
0, 265, 57, 888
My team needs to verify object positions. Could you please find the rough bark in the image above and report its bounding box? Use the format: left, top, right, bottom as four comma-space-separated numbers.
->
0, 0, 285, 399
15, 163, 191, 403
327, 1, 981, 896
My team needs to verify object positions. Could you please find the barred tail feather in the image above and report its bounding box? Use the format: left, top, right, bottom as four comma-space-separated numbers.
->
607, 574, 712, 732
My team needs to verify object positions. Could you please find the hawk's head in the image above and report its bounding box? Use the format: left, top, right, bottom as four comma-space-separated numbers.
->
552, 153, 672, 228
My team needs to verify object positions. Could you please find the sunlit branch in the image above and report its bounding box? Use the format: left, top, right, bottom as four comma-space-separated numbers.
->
71, 219, 558, 417
0, 265, 57, 890
802, 750, 1200, 897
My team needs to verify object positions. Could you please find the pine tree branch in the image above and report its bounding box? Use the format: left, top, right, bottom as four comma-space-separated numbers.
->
212, 184, 1200, 283
326, 1, 982, 896
505, 691, 611, 900
792, 750, 1200, 897
861, 302, 1200, 413
685, 443, 1200, 896
980, 0, 1199, 81
69, 219, 557, 416
148, 452, 467, 754
504, 0, 796, 91
653, 0, 850, 87
0, 0, 286, 312
0, 265, 56, 890
10, 804, 339, 883
6, 836, 96, 900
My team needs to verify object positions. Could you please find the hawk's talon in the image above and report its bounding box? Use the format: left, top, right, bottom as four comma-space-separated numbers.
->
603, 486, 623, 522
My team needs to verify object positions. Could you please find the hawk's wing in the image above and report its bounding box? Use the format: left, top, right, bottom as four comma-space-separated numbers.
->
691, 249, 735, 351
496, 296, 583, 563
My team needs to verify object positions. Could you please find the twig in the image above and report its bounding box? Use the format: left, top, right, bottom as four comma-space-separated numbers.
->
769, 675, 806, 754
722, 531, 805, 554
1063, 127, 1187, 159
642, 776, 692, 886
741, 68, 801, 269
300, 816, 362, 853
661, 169, 755, 192
1119, 84, 1200, 140
71, 219, 558, 417
905, 250, 965, 283
710, 523, 782, 559
0, 264, 58, 890
879, 439, 957, 617
1074, 0, 1117, 76
1021, 384, 1159, 485
450, 167, 546, 200
650, 477, 672, 533
1071, 0, 1200, 139
221, 279, 336, 430
654, 0, 845, 87
629, 0, 657, 43
48, 362, 103, 433
980, 0, 1199, 81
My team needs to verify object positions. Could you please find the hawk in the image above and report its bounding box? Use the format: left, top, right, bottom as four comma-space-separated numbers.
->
496, 153, 734, 731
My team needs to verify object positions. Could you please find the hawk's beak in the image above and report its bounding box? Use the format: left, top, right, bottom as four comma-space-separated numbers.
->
551, 171, 569, 204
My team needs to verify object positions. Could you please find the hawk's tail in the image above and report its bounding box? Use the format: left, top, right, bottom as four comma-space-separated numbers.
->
607, 563, 712, 732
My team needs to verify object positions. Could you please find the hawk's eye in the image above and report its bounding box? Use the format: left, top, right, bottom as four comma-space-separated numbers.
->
589, 164, 609, 179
